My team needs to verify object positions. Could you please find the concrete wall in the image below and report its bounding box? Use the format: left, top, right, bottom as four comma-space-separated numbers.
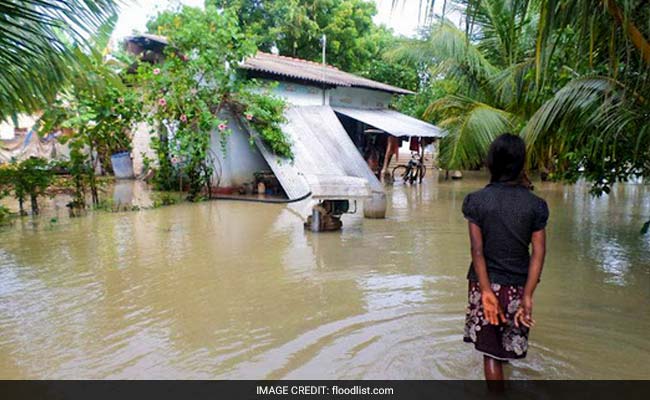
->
329, 87, 393, 109
266, 82, 394, 109
131, 122, 157, 176
132, 113, 268, 189
268, 81, 328, 106
211, 111, 269, 188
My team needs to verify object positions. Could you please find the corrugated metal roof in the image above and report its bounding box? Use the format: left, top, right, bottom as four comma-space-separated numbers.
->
243, 106, 382, 201
333, 107, 446, 138
241, 52, 414, 95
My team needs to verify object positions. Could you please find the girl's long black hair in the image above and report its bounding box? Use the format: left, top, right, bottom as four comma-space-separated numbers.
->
487, 133, 531, 188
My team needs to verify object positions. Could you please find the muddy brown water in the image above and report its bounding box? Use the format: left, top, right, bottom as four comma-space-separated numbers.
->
0, 173, 649, 379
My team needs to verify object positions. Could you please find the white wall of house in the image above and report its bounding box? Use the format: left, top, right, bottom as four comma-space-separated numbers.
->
211, 111, 268, 188
267, 82, 395, 109
133, 113, 268, 189
269, 81, 328, 106
131, 122, 157, 176
131, 81, 399, 189
330, 87, 393, 109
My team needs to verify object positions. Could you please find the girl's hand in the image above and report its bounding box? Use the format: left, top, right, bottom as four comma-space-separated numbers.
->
515, 295, 535, 328
481, 290, 506, 325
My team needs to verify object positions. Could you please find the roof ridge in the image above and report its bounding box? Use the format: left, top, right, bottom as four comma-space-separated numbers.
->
257, 51, 340, 71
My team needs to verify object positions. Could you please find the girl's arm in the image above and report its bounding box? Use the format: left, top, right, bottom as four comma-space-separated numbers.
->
468, 222, 506, 325
516, 229, 546, 328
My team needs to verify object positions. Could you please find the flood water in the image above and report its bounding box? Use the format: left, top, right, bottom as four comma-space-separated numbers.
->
0, 172, 649, 379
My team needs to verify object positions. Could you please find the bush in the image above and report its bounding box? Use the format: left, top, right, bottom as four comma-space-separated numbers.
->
0, 157, 55, 215
0, 205, 11, 226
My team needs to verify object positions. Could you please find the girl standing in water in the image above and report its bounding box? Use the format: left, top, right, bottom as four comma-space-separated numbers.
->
462, 134, 549, 381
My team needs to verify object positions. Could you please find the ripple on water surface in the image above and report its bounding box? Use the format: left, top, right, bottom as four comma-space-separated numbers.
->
0, 173, 649, 379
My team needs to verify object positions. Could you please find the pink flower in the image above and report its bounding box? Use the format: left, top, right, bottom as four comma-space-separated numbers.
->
117, 97, 125, 104
153, 68, 161, 75
158, 98, 167, 107
190, 88, 198, 95
218, 123, 227, 131
245, 113, 253, 121
180, 114, 187, 122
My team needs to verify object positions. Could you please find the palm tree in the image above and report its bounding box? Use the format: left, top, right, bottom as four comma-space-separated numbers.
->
389, 0, 540, 170
392, 0, 650, 188
0, 0, 118, 120
522, 0, 650, 196
393, 0, 650, 230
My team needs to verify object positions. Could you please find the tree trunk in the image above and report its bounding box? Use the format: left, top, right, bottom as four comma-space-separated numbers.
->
30, 194, 39, 215
90, 177, 99, 206
88, 140, 99, 205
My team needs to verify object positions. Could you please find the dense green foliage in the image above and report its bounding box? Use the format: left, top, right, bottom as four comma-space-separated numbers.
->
37, 25, 140, 209
1, 2, 126, 216
234, 87, 292, 158
0, 167, 10, 223
212, 0, 420, 90
0, 205, 9, 226
42, 70, 141, 176
0, 158, 55, 215
141, 5, 291, 199
66, 144, 101, 208
213, 0, 377, 72
142, 6, 252, 198
522, 0, 650, 195
392, 0, 650, 193
357, 27, 421, 91
390, 0, 650, 230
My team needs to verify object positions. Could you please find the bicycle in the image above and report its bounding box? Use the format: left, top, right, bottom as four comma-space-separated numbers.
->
392, 151, 427, 184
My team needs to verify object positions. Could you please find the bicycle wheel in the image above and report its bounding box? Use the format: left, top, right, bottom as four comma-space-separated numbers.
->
392, 165, 409, 182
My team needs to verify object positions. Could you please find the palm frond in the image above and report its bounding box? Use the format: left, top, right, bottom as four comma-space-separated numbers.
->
0, 0, 118, 119
459, 0, 537, 65
387, 20, 499, 92
428, 94, 516, 169
490, 57, 539, 112
523, 75, 647, 170
430, 21, 500, 82
524, 76, 618, 146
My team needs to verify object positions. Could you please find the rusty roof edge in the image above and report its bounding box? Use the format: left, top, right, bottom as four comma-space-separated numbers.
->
241, 52, 414, 95
239, 64, 352, 87
349, 83, 414, 95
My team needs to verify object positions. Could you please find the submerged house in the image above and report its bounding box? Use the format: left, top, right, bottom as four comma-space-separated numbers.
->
126, 35, 444, 223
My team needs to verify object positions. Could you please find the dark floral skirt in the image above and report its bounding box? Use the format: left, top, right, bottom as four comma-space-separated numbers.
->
463, 281, 529, 360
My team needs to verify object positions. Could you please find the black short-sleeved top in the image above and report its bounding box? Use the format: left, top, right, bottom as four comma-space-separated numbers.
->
462, 182, 549, 286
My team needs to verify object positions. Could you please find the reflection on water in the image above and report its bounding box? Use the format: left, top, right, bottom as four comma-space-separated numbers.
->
0, 173, 648, 379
